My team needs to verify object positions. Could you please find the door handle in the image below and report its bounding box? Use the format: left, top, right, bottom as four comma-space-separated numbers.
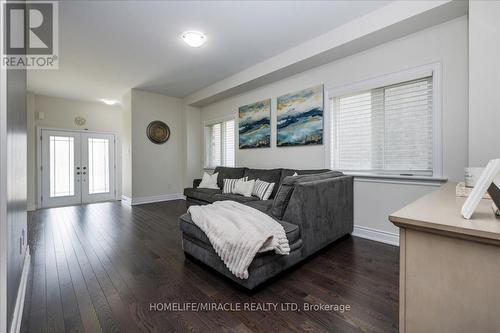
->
76, 167, 80, 170
76, 172, 80, 175
82, 172, 86, 175
83, 166, 87, 170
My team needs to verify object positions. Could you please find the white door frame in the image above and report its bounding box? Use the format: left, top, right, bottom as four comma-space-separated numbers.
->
37, 127, 118, 208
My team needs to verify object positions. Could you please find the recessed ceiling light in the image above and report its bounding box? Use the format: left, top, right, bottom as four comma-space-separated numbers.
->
100, 98, 119, 105
181, 31, 206, 48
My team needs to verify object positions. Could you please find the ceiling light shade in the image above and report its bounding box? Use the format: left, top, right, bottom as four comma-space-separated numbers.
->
181, 31, 206, 47
100, 98, 119, 105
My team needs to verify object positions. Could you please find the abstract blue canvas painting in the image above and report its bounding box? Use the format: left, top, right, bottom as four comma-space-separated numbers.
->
277, 85, 323, 146
238, 99, 271, 149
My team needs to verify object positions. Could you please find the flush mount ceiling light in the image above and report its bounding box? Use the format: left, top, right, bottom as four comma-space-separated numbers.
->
100, 98, 119, 105
181, 31, 206, 47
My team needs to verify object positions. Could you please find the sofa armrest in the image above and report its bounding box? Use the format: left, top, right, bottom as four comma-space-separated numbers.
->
193, 178, 202, 188
282, 175, 353, 256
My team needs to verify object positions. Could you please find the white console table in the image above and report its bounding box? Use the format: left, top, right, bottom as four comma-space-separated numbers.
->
389, 182, 500, 333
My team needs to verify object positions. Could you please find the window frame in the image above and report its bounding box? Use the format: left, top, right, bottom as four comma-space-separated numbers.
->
203, 115, 236, 170
324, 63, 444, 181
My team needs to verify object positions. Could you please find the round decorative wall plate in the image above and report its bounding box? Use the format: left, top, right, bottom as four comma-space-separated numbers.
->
74, 116, 86, 126
147, 120, 170, 144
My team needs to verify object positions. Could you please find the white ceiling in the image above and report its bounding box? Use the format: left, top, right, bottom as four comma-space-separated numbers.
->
27, 0, 389, 103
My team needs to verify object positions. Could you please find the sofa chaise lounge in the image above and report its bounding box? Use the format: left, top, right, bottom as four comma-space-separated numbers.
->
179, 167, 353, 289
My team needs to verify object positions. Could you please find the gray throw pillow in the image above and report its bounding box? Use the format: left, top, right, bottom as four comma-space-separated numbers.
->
271, 183, 295, 220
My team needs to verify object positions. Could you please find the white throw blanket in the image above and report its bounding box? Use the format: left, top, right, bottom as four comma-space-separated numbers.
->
188, 201, 290, 279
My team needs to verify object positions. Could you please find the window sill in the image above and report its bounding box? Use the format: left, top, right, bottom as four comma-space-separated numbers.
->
344, 172, 448, 186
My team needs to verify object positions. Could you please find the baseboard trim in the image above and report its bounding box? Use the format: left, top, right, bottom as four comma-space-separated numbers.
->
353, 225, 399, 246
10, 247, 30, 333
124, 193, 185, 206
121, 195, 132, 205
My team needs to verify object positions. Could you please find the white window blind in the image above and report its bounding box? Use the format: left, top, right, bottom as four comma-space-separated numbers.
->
331, 76, 434, 176
206, 119, 235, 168
224, 120, 235, 167
210, 123, 221, 168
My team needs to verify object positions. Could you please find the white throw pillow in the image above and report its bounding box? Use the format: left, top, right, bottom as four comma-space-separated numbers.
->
233, 179, 255, 197
293, 172, 298, 176
223, 177, 248, 194
252, 179, 275, 200
198, 172, 219, 189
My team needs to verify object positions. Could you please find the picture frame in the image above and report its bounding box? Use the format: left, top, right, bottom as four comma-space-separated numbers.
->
238, 99, 271, 149
461, 159, 500, 219
276, 85, 324, 147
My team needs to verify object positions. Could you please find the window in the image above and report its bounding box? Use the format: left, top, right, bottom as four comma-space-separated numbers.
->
205, 119, 235, 168
88, 138, 110, 194
49, 136, 75, 197
331, 75, 437, 177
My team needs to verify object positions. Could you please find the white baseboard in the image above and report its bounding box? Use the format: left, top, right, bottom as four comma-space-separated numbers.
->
121, 195, 132, 205
352, 225, 399, 246
122, 193, 185, 206
10, 247, 30, 333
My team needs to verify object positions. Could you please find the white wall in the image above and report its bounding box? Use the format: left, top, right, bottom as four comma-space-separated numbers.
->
468, 0, 500, 166
121, 91, 132, 198
199, 17, 469, 237
2, 66, 28, 332
130, 89, 184, 199
182, 105, 202, 187
26, 93, 124, 209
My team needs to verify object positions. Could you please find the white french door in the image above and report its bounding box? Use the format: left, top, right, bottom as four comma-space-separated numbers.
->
41, 130, 81, 207
81, 132, 116, 204
40, 129, 116, 208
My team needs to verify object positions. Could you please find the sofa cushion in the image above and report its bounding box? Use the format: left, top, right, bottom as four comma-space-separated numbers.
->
243, 168, 282, 198
278, 221, 301, 245
183, 187, 221, 203
213, 193, 259, 203
179, 213, 301, 245
243, 200, 273, 215
271, 170, 344, 219
213, 167, 247, 189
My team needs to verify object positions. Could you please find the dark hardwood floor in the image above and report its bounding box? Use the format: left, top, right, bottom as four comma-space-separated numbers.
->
21, 200, 399, 333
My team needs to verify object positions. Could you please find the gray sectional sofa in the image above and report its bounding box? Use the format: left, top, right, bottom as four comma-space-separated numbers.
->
179, 167, 353, 289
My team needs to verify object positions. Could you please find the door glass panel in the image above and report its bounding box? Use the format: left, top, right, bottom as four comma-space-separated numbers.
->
88, 138, 110, 194
49, 136, 75, 197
